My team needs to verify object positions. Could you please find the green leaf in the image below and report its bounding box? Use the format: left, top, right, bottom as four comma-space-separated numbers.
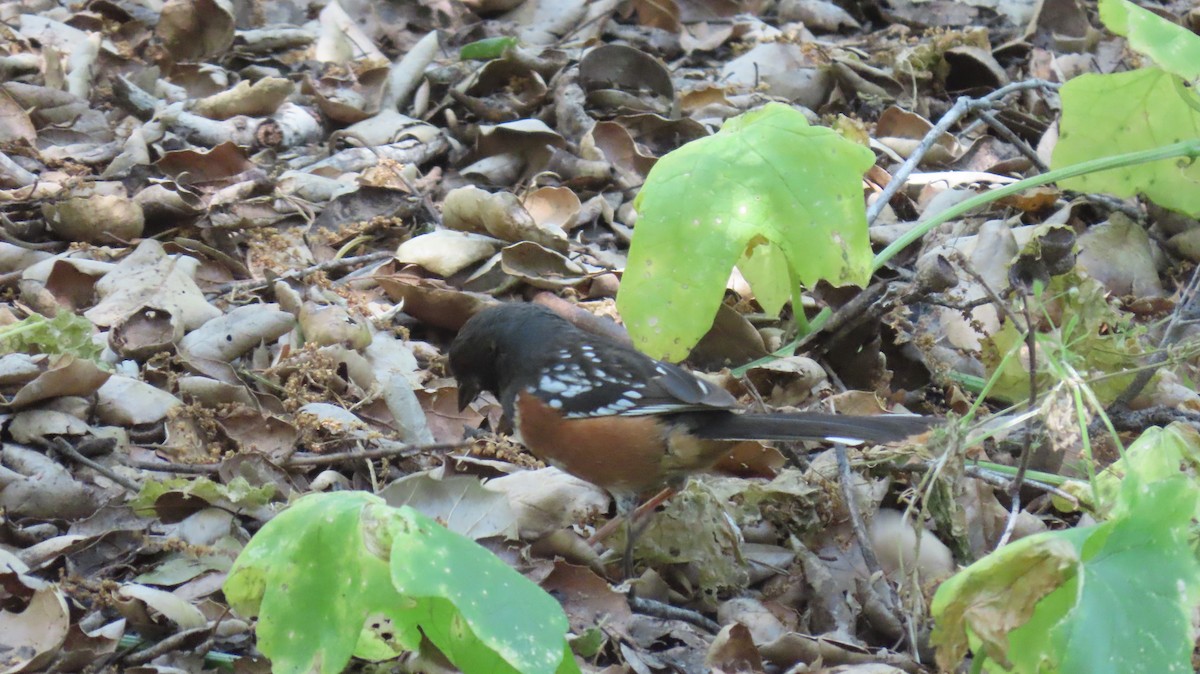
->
130, 476, 275, 517
736, 238, 791, 315
618, 102, 875, 360
224, 492, 419, 674
223, 492, 578, 674
460, 37, 518, 61
1099, 0, 1200, 80
1092, 423, 1200, 518
387, 506, 574, 674
1009, 477, 1200, 674
0, 311, 103, 363
932, 446, 1200, 674
931, 535, 1079, 670
980, 273, 1145, 405
1051, 68, 1200, 217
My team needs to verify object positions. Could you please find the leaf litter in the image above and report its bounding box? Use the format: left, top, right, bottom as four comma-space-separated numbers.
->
1, 0, 1199, 670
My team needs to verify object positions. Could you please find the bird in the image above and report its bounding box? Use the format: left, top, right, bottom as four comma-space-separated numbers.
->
448, 302, 933, 577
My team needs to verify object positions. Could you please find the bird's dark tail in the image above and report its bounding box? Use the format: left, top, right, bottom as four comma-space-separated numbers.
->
687, 412, 934, 444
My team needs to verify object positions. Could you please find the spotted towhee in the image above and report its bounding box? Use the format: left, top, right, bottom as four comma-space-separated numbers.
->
449, 302, 933, 497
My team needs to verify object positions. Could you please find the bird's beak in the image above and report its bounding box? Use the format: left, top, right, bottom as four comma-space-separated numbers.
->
457, 381, 480, 411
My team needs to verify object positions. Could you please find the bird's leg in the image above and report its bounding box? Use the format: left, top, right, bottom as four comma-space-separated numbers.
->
611, 493, 642, 584
588, 486, 676, 546
619, 488, 679, 592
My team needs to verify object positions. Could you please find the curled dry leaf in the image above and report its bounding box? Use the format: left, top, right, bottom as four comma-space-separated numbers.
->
156, 142, 255, 183
705, 622, 764, 674
0, 551, 71, 673
0, 444, 99, 519
177, 375, 257, 407
716, 596, 789, 644
443, 185, 569, 252
777, 0, 860, 31
108, 306, 182, 361
1075, 212, 1164, 297
723, 43, 833, 109
8, 409, 90, 445
133, 183, 205, 225
875, 106, 964, 165
394, 229, 503, 277
379, 373, 436, 444
191, 77, 295, 120
42, 193, 144, 244
298, 302, 372, 349
499, 241, 588, 289
115, 584, 208, 635
10, 356, 110, 409
155, 0, 235, 61
216, 409, 299, 461
523, 186, 581, 232
579, 44, 674, 115
485, 467, 610, 540
95, 376, 182, 425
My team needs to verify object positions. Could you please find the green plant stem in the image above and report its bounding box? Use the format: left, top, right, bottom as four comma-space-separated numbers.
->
968, 460, 1075, 487
731, 307, 831, 377
117, 635, 238, 668
872, 140, 1200, 272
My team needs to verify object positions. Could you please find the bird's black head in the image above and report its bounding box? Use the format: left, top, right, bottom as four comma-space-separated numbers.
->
448, 303, 567, 411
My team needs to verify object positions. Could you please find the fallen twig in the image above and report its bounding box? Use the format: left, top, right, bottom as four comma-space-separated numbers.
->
50, 437, 141, 491
207, 250, 395, 295
123, 440, 468, 474
866, 78, 1060, 227
285, 441, 467, 466
628, 595, 720, 633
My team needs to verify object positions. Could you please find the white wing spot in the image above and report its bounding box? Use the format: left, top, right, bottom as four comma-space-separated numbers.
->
539, 375, 570, 393
624, 390, 642, 400
549, 399, 563, 409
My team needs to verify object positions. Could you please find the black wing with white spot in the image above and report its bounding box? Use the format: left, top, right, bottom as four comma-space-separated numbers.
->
525, 339, 737, 419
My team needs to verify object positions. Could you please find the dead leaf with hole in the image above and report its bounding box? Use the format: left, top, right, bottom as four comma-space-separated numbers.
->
177, 303, 295, 364
108, 307, 182, 361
